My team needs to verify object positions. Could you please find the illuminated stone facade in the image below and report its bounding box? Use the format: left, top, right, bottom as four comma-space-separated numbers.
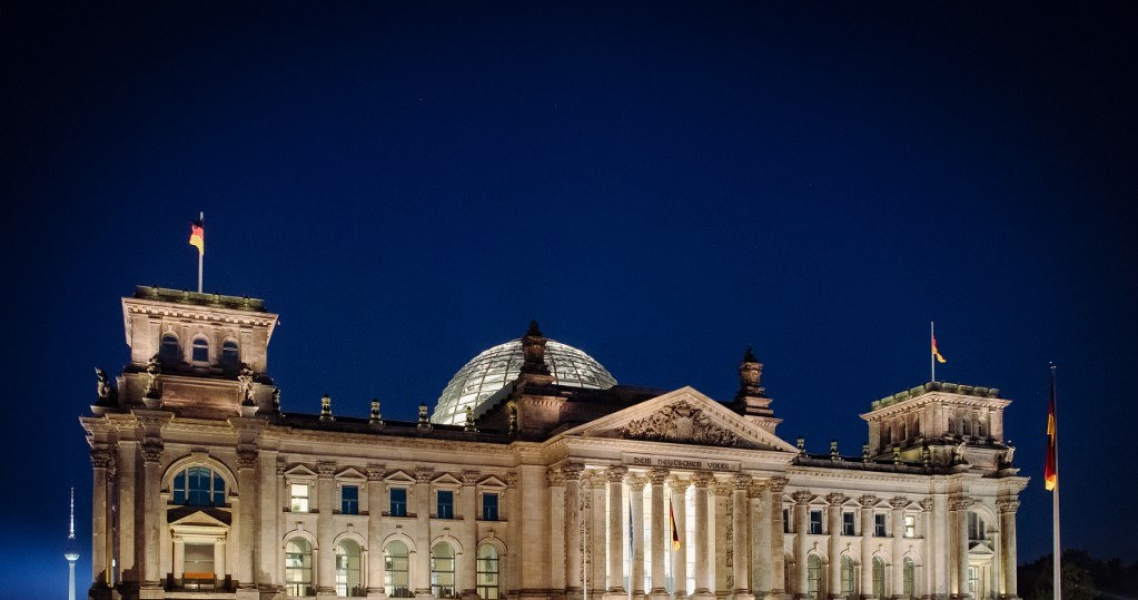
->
82, 286, 1026, 600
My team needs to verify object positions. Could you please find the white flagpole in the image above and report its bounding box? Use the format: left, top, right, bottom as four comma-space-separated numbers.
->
930, 321, 936, 383
197, 211, 204, 294
1052, 364, 1061, 600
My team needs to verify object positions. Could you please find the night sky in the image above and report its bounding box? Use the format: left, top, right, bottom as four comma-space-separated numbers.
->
3, 2, 1137, 598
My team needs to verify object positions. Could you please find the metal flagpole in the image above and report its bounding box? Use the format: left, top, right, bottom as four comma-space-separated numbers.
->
930, 321, 936, 383
197, 211, 204, 293
1052, 364, 1061, 600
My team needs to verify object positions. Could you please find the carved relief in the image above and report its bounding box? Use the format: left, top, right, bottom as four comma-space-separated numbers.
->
997, 499, 1020, 514
367, 465, 387, 481
236, 449, 258, 470
620, 400, 740, 446
139, 442, 165, 464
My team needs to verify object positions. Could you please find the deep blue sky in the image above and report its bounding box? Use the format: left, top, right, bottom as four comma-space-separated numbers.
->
3, 2, 1137, 598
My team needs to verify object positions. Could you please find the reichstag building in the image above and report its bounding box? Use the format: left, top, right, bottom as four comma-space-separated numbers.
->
82, 286, 1026, 600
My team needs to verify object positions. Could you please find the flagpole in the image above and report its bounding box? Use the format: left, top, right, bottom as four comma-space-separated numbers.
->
930, 321, 936, 383
1051, 364, 1061, 600
197, 211, 204, 293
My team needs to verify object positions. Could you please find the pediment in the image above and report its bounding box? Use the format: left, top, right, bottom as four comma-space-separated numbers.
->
336, 467, 367, 482
384, 470, 417, 484
478, 475, 507, 490
285, 464, 318, 480
560, 386, 798, 453
432, 473, 463, 487
969, 541, 996, 556
169, 507, 231, 528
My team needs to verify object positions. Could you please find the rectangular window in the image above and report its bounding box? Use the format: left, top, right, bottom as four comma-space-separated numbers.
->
842, 512, 856, 536
390, 488, 408, 517
437, 490, 454, 519
783, 508, 790, 533
809, 510, 823, 534
874, 513, 887, 537
341, 485, 359, 515
290, 483, 309, 513
482, 493, 499, 521
904, 514, 916, 538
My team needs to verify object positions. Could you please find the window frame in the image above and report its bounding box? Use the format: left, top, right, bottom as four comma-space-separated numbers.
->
809, 509, 823, 535
389, 487, 408, 517
191, 336, 210, 364
436, 490, 455, 519
842, 511, 856, 536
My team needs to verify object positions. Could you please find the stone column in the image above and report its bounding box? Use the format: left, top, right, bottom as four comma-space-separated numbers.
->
259, 450, 279, 589
670, 478, 691, 600
317, 462, 337, 595
769, 477, 788, 597
237, 449, 259, 589
890, 498, 907, 600
754, 482, 772, 598
548, 469, 567, 599
858, 496, 877, 600
215, 539, 227, 584
117, 441, 138, 586
590, 473, 608, 598
713, 482, 732, 596
414, 468, 435, 599
919, 500, 934, 599
173, 536, 185, 581
951, 498, 971, 600
564, 463, 586, 600
605, 466, 629, 599
461, 471, 481, 600
998, 501, 1019, 600
140, 442, 165, 589
649, 469, 670, 600
90, 448, 113, 589
630, 475, 647, 600
504, 471, 521, 597
827, 494, 846, 600
732, 474, 754, 600
691, 472, 714, 600
366, 465, 387, 599
792, 491, 813, 600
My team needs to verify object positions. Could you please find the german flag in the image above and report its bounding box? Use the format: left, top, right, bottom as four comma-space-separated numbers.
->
931, 333, 947, 364
1044, 373, 1058, 491
189, 218, 204, 256
669, 500, 681, 551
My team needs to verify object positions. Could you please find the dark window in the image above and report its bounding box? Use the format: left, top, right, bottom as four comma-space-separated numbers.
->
967, 512, 986, 541
160, 334, 180, 364
482, 493, 499, 521
809, 510, 823, 534
220, 340, 240, 370
437, 490, 454, 519
173, 466, 225, 506
390, 488, 407, 517
341, 485, 359, 515
783, 508, 790, 533
192, 338, 209, 363
874, 514, 887, 537
843, 512, 856, 536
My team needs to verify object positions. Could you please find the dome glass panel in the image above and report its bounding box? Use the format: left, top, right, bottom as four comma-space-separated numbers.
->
431, 339, 616, 425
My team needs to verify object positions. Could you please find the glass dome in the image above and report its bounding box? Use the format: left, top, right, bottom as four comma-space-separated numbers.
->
431, 339, 617, 425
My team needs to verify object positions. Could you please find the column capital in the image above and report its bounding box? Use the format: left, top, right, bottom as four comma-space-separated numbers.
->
691, 471, 714, 487
997, 499, 1020, 514
791, 490, 813, 504
889, 496, 909, 510
949, 497, 974, 511
649, 467, 670, 485
747, 481, 767, 498
140, 442, 164, 464
919, 498, 933, 512
316, 461, 337, 477
414, 467, 436, 484
627, 474, 648, 492
669, 477, 691, 494
562, 462, 586, 481
711, 481, 732, 497
505, 471, 518, 488
827, 493, 847, 506
236, 449, 258, 470
367, 464, 387, 481
858, 494, 878, 508
606, 465, 629, 482
547, 468, 567, 487
461, 470, 481, 486
90, 448, 114, 469
768, 475, 788, 493
731, 473, 753, 490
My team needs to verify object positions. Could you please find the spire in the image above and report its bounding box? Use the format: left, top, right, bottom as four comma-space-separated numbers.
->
64, 487, 79, 562
69, 487, 75, 540
731, 346, 781, 434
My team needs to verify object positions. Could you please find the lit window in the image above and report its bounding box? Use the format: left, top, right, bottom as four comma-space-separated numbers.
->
437, 490, 454, 519
431, 542, 456, 598
160, 334, 180, 365
335, 540, 362, 597
904, 515, 916, 538
285, 538, 313, 597
385, 541, 411, 598
482, 493, 499, 521
341, 485, 359, 515
192, 337, 209, 363
220, 340, 240, 370
807, 555, 822, 600
874, 514, 887, 537
809, 510, 823, 534
840, 556, 856, 598
183, 543, 214, 589
842, 512, 856, 536
172, 466, 225, 506
967, 565, 979, 597
903, 558, 915, 598
872, 558, 885, 598
390, 488, 407, 517
476, 544, 500, 600
290, 483, 309, 513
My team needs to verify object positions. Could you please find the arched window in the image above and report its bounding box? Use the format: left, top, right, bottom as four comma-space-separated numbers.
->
160, 334, 180, 364
284, 538, 313, 597
192, 337, 210, 363
385, 541, 411, 598
172, 466, 226, 506
220, 339, 240, 370
903, 558, 916, 599
807, 555, 822, 600
872, 558, 886, 599
476, 543, 500, 600
335, 539, 363, 597
840, 556, 856, 599
431, 542, 457, 599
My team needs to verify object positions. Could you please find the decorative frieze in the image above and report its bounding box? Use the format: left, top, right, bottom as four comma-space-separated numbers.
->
620, 400, 740, 446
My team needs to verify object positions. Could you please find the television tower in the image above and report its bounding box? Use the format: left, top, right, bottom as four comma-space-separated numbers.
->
64, 487, 79, 600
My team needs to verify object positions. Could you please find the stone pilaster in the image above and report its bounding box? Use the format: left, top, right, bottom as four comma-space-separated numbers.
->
827, 494, 846, 600
139, 441, 165, 589
461, 470, 481, 600
752, 482, 772, 598
117, 441, 138, 588
317, 461, 337, 596
950, 498, 972, 600
998, 500, 1020, 600
414, 467, 435, 599
564, 463, 586, 600
237, 449, 259, 589
90, 448, 113, 590
258, 450, 279, 589
367, 465, 387, 599
890, 498, 908, 600
769, 477, 788, 598
548, 468, 567, 599
858, 495, 878, 600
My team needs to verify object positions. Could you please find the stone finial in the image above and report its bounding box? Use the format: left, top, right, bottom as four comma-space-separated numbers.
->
892, 445, 901, 465
95, 368, 113, 401
464, 405, 477, 432
319, 394, 334, 422
418, 403, 431, 430
520, 321, 550, 376
830, 439, 840, 462
272, 388, 282, 411
737, 346, 765, 397
507, 403, 518, 435
370, 399, 384, 426
237, 364, 256, 406
862, 444, 871, 462
144, 355, 163, 401
796, 437, 805, 454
